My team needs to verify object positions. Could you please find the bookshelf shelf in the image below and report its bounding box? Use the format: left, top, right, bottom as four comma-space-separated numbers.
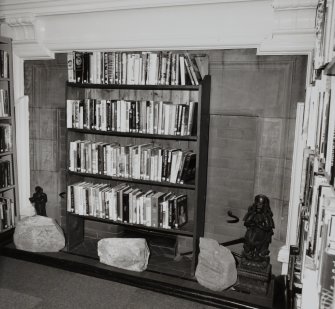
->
0, 36, 18, 235
65, 51, 211, 277
68, 170, 196, 190
68, 128, 197, 141
68, 212, 194, 237
66, 81, 199, 91
0, 151, 13, 157
0, 185, 15, 193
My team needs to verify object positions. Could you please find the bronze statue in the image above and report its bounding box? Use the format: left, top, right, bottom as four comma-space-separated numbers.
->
242, 194, 274, 266
237, 194, 275, 294
29, 186, 48, 216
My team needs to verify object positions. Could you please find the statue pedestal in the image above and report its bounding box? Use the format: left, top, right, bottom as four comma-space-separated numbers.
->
237, 260, 271, 295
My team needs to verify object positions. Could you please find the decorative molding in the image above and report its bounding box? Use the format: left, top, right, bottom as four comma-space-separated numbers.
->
1, 14, 54, 59
273, 0, 319, 10
258, 0, 317, 55
0, 0, 267, 17
12, 41, 54, 60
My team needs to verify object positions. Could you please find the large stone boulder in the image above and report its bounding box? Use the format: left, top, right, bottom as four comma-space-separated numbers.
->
195, 237, 237, 291
98, 238, 150, 272
14, 215, 65, 252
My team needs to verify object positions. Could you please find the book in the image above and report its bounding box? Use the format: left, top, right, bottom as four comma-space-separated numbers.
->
74, 52, 83, 83
151, 191, 165, 228
174, 194, 188, 228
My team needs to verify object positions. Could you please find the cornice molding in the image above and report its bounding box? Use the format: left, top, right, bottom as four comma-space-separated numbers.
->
273, 0, 318, 10
0, 14, 54, 59
258, 0, 317, 55
0, 0, 268, 17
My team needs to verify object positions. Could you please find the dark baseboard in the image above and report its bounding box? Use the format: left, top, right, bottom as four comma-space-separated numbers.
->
0, 245, 277, 309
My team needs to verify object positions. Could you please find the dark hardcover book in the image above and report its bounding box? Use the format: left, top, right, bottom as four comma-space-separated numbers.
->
97, 143, 104, 174
188, 101, 198, 136
330, 132, 335, 186
128, 101, 134, 132
180, 152, 196, 184
103, 52, 109, 84
76, 142, 81, 172
106, 100, 112, 131
174, 194, 188, 228
75, 52, 83, 83
85, 187, 90, 215
165, 52, 172, 85
1, 198, 8, 230
70, 185, 75, 212
168, 196, 176, 228
116, 185, 130, 221
122, 187, 133, 223
82, 52, 90, 83
0, 50, 4, 78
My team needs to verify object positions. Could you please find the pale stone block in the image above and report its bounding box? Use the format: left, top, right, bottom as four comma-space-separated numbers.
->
195, 237, 237, 291
14, 215, 65, 252
98, 238, 150, 272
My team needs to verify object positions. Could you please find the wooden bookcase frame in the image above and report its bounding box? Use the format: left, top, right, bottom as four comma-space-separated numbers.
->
0, 36, 19, 243
65, 75, 211, 275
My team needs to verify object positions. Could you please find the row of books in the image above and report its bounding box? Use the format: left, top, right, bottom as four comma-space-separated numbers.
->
0, 89, 10, 117
0, 124, 12, 153
67, 182, 188, 229
0, 197, 15, 232
67, 99, 197, 136
0, 50, 9, 79
69, 141, 196, 184
67, 51, 206, 86
0, 160, 11, 188
305, 77, 335, 186
293, 75, 335, 308
297, 170, 335, 309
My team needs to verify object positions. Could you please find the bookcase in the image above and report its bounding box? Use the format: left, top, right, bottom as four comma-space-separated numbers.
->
64, 51, 211, 276
286, 1, 335, 307
0, 36, 18, 243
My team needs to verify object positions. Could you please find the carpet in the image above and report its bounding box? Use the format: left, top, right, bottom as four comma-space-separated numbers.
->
0, 288, 42, 308
0, 256, 214, 309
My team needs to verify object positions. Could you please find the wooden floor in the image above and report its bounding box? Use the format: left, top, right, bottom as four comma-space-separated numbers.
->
0, 241, 283, 309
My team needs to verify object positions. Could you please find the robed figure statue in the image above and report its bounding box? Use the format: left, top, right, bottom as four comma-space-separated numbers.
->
242, 194, 274, 267
29, 186, 48, 216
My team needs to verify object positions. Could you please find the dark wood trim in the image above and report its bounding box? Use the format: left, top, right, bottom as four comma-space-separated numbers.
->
192, 75, 211, 271
0, 185, 15, 193
68, 171, 196, 190
0, 246, 273, 309
67, 212, 194, 237
67, 81, 199, 91
0, 228, 14, 246
68, 128, 197, 141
